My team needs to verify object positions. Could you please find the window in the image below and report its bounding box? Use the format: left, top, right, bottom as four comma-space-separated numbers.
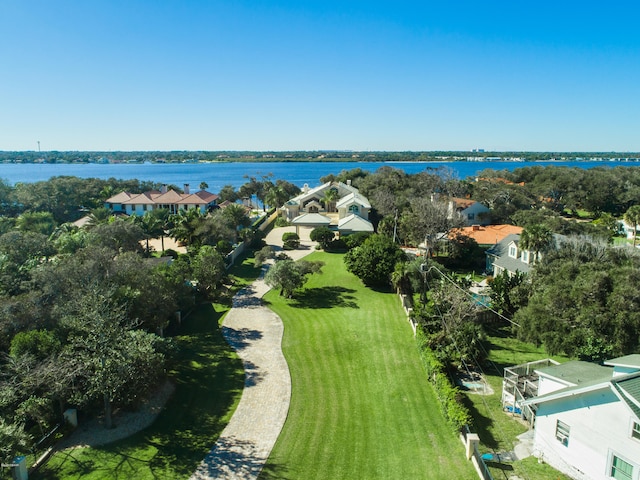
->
611, 455, 633, 480
555, 420, 570, 446
508, 245, 517, 258
521, 250, 529, 263
632, 421, 640, 440
349, 204, 359, 213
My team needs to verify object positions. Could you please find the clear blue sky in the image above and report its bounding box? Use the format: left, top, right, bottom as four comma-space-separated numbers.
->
1, 1, 639, 152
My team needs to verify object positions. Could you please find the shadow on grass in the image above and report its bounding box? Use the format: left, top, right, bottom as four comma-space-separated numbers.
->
460, 395, 500, 450
35, 303, 246, 480
289, 286, 359, 309
485, 461, 515, 480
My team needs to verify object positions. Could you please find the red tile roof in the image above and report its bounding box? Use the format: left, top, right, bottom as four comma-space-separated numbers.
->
450, 224, 523, 245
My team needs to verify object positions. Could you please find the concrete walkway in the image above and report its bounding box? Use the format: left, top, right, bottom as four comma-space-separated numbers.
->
190, 227, 314, 480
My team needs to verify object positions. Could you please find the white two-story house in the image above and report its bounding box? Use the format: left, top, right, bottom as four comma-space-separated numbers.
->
522, 355, 640, 480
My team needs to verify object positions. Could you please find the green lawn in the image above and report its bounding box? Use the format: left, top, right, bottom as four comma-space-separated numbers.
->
262, 252, 476, 480
33, 254, 263, 480
463, 326, 572, 480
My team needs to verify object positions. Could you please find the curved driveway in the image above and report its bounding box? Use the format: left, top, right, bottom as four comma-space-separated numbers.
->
190, 227, 313, 480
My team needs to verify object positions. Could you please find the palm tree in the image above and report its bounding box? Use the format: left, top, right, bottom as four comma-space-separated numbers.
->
168, 208, 205, 248
624, 205, 640, 247
85, 207, 113, 229
519, 224, 553, 263
264, 184, 290, 210
133, 211, 165, 255
322, 188, 340, 213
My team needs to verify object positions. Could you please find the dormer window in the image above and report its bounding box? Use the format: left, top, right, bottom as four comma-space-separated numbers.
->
521, 250, 529, 263
508, 245, 517, 258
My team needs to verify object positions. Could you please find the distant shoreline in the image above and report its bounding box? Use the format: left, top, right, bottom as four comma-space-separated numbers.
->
2, 150, 640, 165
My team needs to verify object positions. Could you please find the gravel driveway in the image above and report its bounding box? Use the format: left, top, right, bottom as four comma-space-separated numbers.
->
190, 227, 314, 480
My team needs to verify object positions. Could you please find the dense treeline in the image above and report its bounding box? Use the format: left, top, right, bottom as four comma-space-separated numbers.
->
2, 150, 639, 164
0, 175, 284, 464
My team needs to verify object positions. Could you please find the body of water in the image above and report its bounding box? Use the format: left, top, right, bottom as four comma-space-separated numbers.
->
1, 160, 639, 193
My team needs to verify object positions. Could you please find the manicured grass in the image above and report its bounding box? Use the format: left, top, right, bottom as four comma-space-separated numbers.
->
463, 326, 572, 480
262, 252, 476, 480
33, 254, 263, 480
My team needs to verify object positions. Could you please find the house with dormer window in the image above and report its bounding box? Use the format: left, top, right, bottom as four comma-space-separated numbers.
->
282, 181, 374, 234
485, 232, 564, 276
520, 355, 640, 480
485, 233, 534, 276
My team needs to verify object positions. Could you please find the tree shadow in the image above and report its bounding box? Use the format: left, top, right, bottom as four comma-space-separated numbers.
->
460, 395, 500, 450
193, 436, 288, 480
484, 460, 514, 480
289, 286, 359, 309
243, 360, 264, 388
232, 286, 263, 307
222, 326, 263, 351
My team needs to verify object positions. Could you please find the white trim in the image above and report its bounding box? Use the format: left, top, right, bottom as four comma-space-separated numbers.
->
607, 449, 638, 480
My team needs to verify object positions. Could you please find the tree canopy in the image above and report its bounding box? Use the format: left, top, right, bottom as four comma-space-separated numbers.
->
344, 234, 405, 287
514, 240, 640, 361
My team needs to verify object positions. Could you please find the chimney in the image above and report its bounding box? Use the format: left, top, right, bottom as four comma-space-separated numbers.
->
303, 183, 309, 194
347, 179, 352, 186
184, 184, 190, 194
473, 225, 480, 231
161, 184, 167, 194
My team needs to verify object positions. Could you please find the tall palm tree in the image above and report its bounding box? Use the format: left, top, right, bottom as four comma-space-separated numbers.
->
519, 224, 553, 263
624, 205, 640, 247
133, 211, 165, 255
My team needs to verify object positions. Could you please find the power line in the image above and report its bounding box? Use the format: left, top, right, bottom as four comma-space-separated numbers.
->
422, 267, 533, 480
424, 263, 521, 328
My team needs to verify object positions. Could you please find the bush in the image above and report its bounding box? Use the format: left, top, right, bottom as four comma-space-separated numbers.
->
216, 239, 234, 255
310, 226, 335, 249
282, 232, 300, 250
325, 238, 347, 252
275, 217, 291, 227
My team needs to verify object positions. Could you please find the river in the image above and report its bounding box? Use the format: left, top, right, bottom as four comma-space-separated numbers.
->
1, 160, 639, 193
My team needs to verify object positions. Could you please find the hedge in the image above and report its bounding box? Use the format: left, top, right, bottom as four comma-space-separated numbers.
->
415, 329, 472, 432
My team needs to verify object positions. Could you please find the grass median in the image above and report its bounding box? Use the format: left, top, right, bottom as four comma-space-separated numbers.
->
261, 252, 476, 480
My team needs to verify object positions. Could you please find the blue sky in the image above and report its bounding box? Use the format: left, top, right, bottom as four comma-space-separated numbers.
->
1, 1, 639, 152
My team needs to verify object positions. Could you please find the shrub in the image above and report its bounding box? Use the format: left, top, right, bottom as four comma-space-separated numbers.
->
325, 238, 347, 252
216, 239, 234, 255
310, 226, 335, 249
275, 216, 291, 227
282, 232, 300, 250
